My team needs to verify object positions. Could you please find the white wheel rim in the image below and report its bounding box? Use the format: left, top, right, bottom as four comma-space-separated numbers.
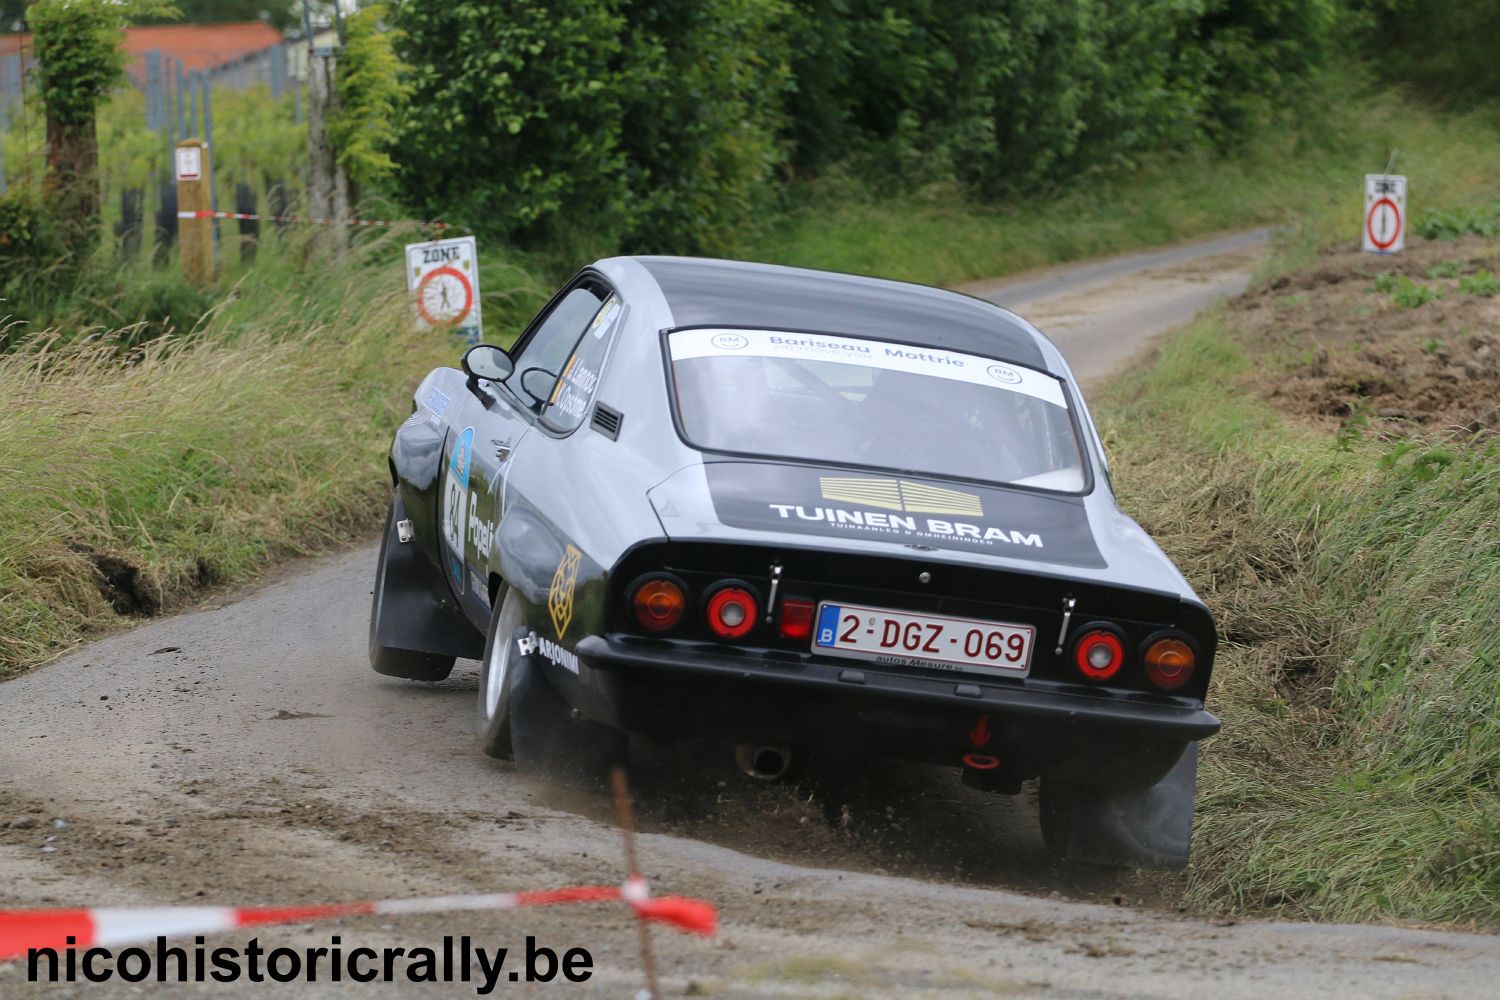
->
484, 593, 523, 720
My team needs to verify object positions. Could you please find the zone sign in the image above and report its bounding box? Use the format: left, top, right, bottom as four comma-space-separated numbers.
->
405, 236, 484, 344
1363, 174, 1406, 255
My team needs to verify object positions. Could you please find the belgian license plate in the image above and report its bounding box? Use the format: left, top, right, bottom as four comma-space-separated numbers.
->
813, 602, 1034, 677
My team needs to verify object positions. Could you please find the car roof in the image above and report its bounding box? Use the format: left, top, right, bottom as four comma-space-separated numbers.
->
630, 256, 1048, 370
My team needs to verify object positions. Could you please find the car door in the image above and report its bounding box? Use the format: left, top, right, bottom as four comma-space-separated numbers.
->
438, 277, 614, 623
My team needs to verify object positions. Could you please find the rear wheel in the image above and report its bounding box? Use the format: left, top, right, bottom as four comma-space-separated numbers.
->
1038, 743, 1199, 869
369, 492, 455, 682
476, 586, 524, 759
507, 639, 626, 786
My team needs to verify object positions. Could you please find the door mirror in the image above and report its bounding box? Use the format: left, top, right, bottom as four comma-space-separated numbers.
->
461, 344, 513, 383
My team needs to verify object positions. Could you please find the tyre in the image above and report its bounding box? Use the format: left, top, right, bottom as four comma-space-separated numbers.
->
476, 586, 525, 759
506, 630, 626, 786
369, 491, 455, 682
1037, 742, 1198, 869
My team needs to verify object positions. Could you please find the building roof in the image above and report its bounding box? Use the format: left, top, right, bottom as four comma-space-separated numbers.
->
636, 257, 1047, 368
123, 22, 284, 81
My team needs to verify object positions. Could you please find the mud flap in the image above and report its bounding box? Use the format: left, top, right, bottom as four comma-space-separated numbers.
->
371, 494, 484, 663
1039, 741, 1198, 869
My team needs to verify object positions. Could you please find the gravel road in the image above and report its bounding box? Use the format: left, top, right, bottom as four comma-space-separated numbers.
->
7, 230, 1497, 998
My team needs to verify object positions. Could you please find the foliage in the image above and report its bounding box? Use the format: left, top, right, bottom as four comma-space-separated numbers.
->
618, 0, 792, 254
390, 0, 635, 248
329, 4, 410, 194
745, 84, 1500, 288
27, 0, 175, 128
1426, 260, 1462, 279
1459, 271, 1500, 297
0, 187, 70, 319
1415, 205, 1500, 240
1388, 276, 1440, 308
135, 1, 301, 32
1363, 0, 1500, 103
1098, 262, 1500, 925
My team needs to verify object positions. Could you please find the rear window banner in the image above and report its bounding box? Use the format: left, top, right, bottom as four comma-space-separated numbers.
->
668, 328, 1066, 408
704, 463, 1106, 569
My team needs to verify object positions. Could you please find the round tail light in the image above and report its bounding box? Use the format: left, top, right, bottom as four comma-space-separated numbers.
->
706, 586, 757, 640
1073, 627, 1125, 682
632, 577, 686, 633
1143, 634, 1197, 691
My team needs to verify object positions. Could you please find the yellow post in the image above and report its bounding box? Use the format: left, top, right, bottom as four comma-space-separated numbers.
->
175, 139, 213, 287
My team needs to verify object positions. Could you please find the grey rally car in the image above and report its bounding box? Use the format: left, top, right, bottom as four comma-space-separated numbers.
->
368, 256, 1219, 868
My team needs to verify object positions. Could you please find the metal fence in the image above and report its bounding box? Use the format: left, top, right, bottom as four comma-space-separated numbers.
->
0, 40, 303, 195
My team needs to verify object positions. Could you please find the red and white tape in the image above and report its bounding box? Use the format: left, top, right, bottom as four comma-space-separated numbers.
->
176, 210, 458, 230
0, 878, 715, 961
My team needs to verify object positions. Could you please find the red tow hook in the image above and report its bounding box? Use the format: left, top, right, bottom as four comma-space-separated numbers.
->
961, 714, 1019, 793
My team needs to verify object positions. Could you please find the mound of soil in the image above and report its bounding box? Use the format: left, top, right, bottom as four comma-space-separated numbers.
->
1234, 234, 1499, 436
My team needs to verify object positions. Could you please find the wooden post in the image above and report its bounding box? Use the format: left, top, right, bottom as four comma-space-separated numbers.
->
176, 138, 213, 286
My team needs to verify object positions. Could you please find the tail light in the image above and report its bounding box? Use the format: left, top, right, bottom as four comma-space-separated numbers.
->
1143, 633, 1197, 691
778, 598, 816, 641
705, 585, 758, 640
1072, 625, 1125, 682
631, 576, 686, 633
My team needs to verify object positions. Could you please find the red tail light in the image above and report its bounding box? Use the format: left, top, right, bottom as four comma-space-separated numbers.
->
632, 577, 686, 633
1072, 627, 1125, 682
1143, 634, 1197, 691
778, 598, 816, 641
705, 586, 757, 640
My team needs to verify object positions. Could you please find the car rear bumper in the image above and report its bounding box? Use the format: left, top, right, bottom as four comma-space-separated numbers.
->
571, 635, 1219, 785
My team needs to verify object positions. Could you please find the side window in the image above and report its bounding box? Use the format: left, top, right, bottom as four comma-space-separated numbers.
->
541, 295, 622, 433
508, 284, 606, 409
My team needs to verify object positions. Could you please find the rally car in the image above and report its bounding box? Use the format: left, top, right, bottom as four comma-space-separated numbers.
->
368, 256, 1219, 867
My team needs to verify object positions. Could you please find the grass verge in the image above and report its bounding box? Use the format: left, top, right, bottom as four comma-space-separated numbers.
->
0, 229, 546, 678
745, 82, 1500, 287
1094, 259, 1498, 926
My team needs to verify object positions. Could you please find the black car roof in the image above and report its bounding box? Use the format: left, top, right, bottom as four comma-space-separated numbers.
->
635, 256, 1047, 369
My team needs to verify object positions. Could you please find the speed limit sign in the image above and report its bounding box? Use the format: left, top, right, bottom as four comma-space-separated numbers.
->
405, 236, 483, 343
1363, 174, 1406, 255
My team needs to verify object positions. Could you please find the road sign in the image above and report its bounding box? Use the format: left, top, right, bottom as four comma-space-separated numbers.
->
174, 145, 202, 182
1363, 174, 1406, 254
405, 236, 483, 344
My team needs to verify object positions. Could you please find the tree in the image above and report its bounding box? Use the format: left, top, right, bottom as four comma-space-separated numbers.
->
136, 1, 300, 32
27, 1, 170, 255
390, 0, 635, 251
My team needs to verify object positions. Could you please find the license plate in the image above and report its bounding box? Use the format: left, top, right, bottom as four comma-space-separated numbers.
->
813, 602, 1034, 678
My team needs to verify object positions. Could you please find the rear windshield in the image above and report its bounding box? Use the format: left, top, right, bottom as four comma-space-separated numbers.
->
667, 329, 1087, 492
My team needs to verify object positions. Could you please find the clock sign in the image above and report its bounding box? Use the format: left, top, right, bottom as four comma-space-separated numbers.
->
405, 236, 484, 343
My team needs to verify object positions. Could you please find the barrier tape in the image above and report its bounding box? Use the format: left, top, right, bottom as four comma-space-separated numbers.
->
0, 878, 716, 961
175, 210, 459, 230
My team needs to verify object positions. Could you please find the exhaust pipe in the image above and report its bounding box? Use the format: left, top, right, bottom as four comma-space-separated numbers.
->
734, 743, 792, 781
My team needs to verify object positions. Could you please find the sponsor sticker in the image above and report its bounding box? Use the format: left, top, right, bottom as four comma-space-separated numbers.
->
423, 386, 452, 419
702, 464, 1107, 568
668, 328, 1066, 408
548, 545, 582, 637
524, 630, 580, 674
442, 427, 475, 593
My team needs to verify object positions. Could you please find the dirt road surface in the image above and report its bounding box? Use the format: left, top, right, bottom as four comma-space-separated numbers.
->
7, 231, 1497, 997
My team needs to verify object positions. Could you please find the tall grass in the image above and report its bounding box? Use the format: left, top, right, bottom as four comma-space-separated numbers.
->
745, 82, 1500, 286
0, 227, 546, 677
1097, 314, 1500, 926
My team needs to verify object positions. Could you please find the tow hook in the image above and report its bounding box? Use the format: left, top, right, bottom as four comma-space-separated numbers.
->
962, 713, 1020, 793
961, 752, 1020, 794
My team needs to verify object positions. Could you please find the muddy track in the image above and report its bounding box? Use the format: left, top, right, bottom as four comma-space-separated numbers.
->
6, 231, 1498, 997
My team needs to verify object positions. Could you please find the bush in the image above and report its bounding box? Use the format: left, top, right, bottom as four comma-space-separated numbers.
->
391, 0, 636, 251
618, 0, 791, 254
0, 187, 72, 335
